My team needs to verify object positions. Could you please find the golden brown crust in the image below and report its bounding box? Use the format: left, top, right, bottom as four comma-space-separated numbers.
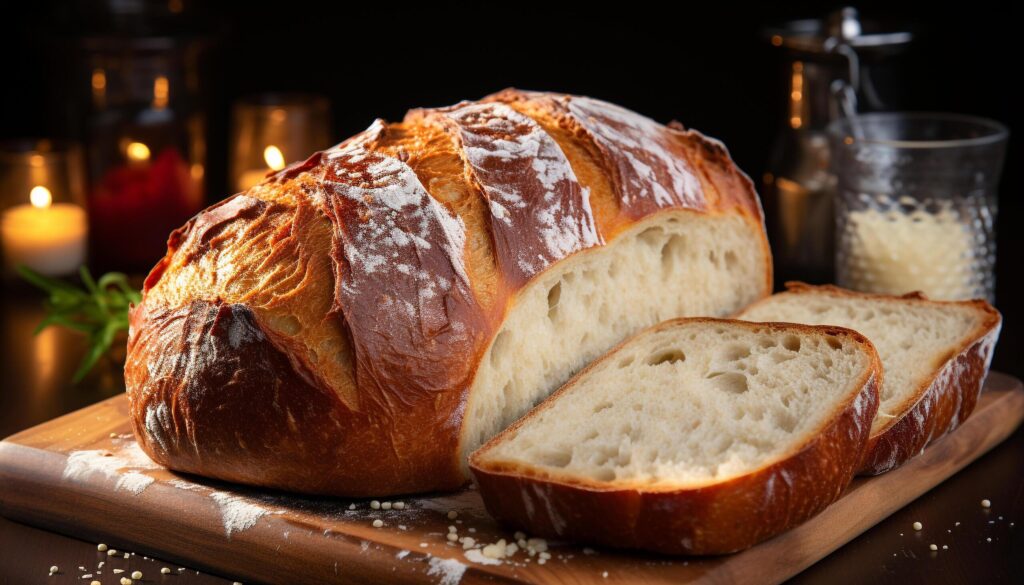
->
126, 90, 772, 496
742, 282, 1002, 475
468, 318, 881, 555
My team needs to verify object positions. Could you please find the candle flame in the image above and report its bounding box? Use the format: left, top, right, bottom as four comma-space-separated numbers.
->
30, 186, 52, 209
92, 69, 106, 91
127, 141, 151, 162
153, 76, 169, 109
264, 145, 286, 171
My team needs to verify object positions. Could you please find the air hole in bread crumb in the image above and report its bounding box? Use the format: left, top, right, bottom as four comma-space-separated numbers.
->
725, 250, 738, 270
825, 336, 842, 350
710, 372, 749, 394
773, 410, 797, 433
638, 227, 663, 247
719, 343, 751, 362
647, 348, 686, 366
770, 351, 796, 364
538, 450, 572, 468
782, 335, 801, 352
490, 331, 511, 367
661, 235, 686, 273
593, 401, 614, 414
546, 282, 562, 320
617, 356, 635, 369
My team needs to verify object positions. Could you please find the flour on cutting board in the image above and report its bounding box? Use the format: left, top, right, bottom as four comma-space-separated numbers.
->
62, 439, 159, 495
59, 436, 586, 579
209, 491, 283, 538
427, 556, 467, 585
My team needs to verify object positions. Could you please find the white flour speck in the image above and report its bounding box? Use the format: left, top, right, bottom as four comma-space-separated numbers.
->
427, 556, 467, 585
464, 549, 502, 566
63, 441, 159, 495
209, 492, 280, 538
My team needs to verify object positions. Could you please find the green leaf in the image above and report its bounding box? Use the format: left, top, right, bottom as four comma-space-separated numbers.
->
19, 264, 141, 384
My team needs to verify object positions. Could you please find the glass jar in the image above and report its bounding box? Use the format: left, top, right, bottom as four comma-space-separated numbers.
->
77, 35, 207, 273
0, 140, 88, 277
230, 94, 332, 193
829, 113, 1008, 302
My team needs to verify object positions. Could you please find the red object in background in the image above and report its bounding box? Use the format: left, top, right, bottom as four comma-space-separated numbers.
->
88, 147, 200, 272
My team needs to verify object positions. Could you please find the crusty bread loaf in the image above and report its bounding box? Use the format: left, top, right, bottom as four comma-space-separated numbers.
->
470, 318, 880, 555
125, 90, 772, 497
737, 283, 1001, 474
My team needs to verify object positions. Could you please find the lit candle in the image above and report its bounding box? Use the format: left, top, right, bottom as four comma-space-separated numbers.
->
1, 185, 88, 276
236, 144, 287, 191
230, 95, 331, 193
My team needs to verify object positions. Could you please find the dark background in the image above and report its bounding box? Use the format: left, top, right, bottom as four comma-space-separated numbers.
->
1, 0, 1018, 372
0, 3, 1021, 583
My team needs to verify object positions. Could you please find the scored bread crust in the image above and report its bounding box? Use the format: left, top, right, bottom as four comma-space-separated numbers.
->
739, 282, 1001, 475
469, 318, 881, 555
125, 90, 772, 497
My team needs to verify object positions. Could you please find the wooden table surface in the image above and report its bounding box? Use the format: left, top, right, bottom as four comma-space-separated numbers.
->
1, 289, 1021, 584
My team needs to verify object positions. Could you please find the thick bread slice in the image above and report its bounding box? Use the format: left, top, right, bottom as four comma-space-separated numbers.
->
469, 318, 880, 555
737, 283, 1001, 475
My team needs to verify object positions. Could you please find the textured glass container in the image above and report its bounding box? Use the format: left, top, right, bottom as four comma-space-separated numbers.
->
230, 94, 332, 193
829, 113, 1008, 302
0, 140, 88, 277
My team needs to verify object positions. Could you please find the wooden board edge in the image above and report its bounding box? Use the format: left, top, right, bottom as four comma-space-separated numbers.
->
0, 440, 531, 585
706, 377, 1024, 585
0, 374, 1021, 585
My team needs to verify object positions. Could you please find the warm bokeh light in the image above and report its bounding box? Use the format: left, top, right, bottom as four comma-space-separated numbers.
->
126, 141, 151, 162
789, 61, 804, 129
263, 145, 286, 171
153, 76, 169, 109
30, 186, 52, 209
92, 69, 106, 91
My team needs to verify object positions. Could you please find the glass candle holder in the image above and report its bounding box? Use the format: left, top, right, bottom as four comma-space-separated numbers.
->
829, 113, 1008, 302
78, 35, 207, 274
0, 140, 88, 278
230, 94, 332, 192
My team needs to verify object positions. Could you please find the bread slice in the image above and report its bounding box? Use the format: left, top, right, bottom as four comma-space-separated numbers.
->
737, 283, 1001, 475
469, 318, 880, 555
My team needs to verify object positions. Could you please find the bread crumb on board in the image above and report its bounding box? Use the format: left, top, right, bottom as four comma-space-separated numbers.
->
981, 499, 991, 508
912, 522, 923, 531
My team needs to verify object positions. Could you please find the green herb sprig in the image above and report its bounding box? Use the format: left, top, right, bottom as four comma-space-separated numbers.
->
18, 265, 141, 382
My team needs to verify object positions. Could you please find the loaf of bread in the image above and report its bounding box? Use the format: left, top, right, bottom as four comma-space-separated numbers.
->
470, 318, 881, 554
737, 283, 1001, 474
125, 90, 772, 496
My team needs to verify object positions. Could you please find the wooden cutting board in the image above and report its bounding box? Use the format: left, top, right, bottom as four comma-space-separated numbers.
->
1, 373, 1021, 585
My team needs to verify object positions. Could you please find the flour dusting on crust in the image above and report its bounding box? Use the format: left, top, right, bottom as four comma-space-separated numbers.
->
566, 96, 704, 211
440, 102, 601, 284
